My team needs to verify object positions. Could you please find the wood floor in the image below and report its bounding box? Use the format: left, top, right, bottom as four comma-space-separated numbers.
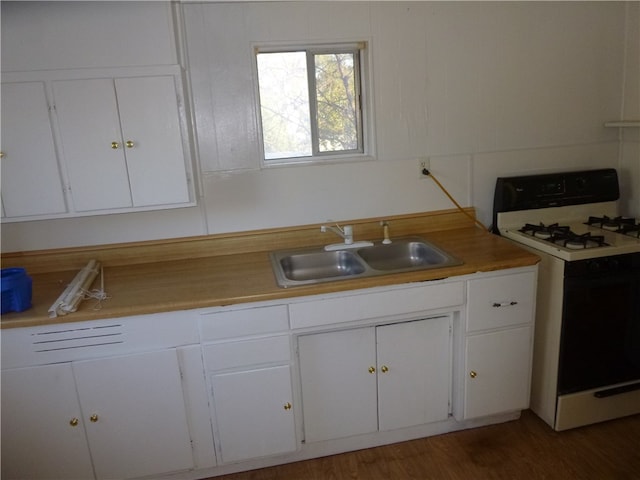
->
214, 411, 640, 480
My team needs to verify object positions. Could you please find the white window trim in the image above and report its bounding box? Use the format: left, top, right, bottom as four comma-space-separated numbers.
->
252, 40, 376, 168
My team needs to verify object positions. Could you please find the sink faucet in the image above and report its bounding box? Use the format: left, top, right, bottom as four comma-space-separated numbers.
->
321, 224, 354, 245
320, 224, 374, 251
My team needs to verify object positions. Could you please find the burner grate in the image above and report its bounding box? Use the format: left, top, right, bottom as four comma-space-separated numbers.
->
586, 215, 635, 230
549, 231, 607, 250
519, 222, 609, 249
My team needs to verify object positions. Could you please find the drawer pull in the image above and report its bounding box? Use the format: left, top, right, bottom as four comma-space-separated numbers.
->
69, 417, 79, 427
492, 301, 518, 308
283, 402, 292, 411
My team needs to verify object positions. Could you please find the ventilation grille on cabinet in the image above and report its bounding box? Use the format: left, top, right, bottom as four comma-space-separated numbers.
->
30, 323, 124, 353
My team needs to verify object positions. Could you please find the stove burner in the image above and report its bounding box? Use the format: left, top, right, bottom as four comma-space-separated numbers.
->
520, 223, 570, 239
550, 231, 608, 250
586, 215, 636, 231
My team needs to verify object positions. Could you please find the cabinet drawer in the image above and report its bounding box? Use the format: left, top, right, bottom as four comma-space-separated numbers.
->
200, 305, 289, 341
289, 282, 464, 330
203, 335, 290, 371
467, 271, 535, 332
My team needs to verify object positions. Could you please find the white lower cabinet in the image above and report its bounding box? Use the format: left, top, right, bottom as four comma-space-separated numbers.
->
1, 363, 94, 480
1, 268, 539, 480
298, 316, 452, 443
1, 349, 195, 480
200, 305, 297, 464
463, 326, 533, 419
211, 365, 297, 463
460, 270, 536, 420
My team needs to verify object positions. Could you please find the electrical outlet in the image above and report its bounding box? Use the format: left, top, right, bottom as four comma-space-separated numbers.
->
419, 157, 430, 178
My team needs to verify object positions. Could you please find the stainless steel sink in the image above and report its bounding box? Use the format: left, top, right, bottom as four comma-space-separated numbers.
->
270, 237, 462, 287
278, 250, 366, 282
357, 240, 453, 271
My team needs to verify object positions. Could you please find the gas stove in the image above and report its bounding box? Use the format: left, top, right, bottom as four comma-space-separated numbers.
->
498, 204, 640, 261
492, 168, 640, 432
493, 170, 640, 261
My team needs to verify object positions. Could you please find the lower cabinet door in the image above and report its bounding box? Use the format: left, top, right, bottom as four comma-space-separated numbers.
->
1, 364, 95, 480
73, 349, 194, 479
377, 317, 452, 430
298, 327, 378, 443
211, 365, 297, 463
464, 326, 533, 419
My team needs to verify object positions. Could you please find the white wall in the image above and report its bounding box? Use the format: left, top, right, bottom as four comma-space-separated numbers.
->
618, 1, 640, 218
1, 1, 636, 252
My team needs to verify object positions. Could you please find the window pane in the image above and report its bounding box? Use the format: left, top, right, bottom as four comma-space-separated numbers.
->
314, 53, 358, 153
257, 52, 312, 159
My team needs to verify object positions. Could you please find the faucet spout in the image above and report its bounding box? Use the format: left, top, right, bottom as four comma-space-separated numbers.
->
320, 224, 354, 244
321, 224, 373, 251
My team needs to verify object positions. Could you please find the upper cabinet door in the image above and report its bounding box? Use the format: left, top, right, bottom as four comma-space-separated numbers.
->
53, 78, 133, 211
1, 82, 67, 217
115, 76, 190, 207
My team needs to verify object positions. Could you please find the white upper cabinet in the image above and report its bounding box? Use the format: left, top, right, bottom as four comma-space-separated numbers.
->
1, 82, 67, 218
53, 74, 192, 212
1, 2, 196, 223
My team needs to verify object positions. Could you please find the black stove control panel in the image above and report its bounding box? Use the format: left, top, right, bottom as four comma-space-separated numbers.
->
492, 168, 620, 232
564, 252, 640, 278
494, 168, 619, 211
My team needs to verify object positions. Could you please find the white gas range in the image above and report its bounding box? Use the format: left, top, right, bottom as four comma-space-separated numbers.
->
497, 202, 640, 261
493, 168, 640, 432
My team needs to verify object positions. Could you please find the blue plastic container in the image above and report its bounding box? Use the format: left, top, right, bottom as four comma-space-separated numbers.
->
1, 268, 32, 314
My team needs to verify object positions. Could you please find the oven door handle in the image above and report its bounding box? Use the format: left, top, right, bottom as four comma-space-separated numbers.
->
594, 382, 640, 398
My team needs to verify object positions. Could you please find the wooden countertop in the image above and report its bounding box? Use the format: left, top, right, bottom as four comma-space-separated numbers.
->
1, 211, 539, 329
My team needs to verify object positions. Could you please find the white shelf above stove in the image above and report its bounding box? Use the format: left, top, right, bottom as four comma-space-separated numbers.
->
604, 120, 640, 128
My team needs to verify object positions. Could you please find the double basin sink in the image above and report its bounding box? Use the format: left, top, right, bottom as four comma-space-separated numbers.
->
270, 237, 462, 287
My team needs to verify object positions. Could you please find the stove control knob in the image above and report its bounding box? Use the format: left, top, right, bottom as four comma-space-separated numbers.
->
588, 260, 602, 273
575, 176, 588, 191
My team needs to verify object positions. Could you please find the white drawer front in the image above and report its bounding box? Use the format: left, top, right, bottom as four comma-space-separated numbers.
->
467, 271, 536, 332
289, 282, 464, 330
203, 335, 290, 371
200, 305, 289, 341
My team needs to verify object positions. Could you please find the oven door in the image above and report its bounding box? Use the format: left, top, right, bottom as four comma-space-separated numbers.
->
557, 254, 640, 396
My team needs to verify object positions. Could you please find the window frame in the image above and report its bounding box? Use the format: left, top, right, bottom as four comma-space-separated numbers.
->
253, 41, 373, 167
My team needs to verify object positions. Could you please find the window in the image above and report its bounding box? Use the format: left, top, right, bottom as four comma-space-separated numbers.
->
256, 43, 367, 165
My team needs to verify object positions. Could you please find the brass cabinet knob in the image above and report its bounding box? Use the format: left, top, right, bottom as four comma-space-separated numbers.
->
90, 414, 99, 423
69, 417, 79, 427
283, 402, 292, 411
0, 151, 5, 158
469, 371, 477, 379
125, 140, 135, 148
111, 141, 120, 149
381, 365, 389, 373
368, 366, 376, 374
